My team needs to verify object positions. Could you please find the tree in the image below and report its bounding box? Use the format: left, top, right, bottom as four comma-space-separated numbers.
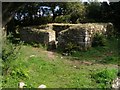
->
2, 2, 26, 35
2, 2, 25, 27
85, 2, 102, 22
109, 2, 120, 34
62, 2, 86, 23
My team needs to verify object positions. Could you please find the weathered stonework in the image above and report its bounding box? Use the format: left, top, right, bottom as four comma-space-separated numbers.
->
57, 26, 92, 51
57, 23, 113, 50
20, 27, 55, 45
19, 23, 114, 50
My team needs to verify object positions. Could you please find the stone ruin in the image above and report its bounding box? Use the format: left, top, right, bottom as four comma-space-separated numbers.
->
19, 23, 114, 50
19, 26, 55, 46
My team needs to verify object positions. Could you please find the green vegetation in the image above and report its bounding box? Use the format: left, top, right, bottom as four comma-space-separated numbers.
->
92, 33, 107, 47
70, 37, 119, 64
2, 37, 119, 88
2, 1, 120, 89
2, 36, 23, 76
91, 68, 117, 88
3, 2, 120, 36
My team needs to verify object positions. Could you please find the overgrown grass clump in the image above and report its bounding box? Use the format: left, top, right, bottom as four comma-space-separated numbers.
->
92, 33, 107, 47
2, 35, 23, 76
91, 68, 118, 88
69, 37, 119, 64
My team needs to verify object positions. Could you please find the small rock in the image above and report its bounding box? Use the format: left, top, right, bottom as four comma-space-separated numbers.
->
74, 66, 77, 68
61, 57, 63, 59
38, 84, 46, 88
19, 82, 25, 88
29, 55, 35, 57
112, 77, 120, 89
62, 53, 68, 56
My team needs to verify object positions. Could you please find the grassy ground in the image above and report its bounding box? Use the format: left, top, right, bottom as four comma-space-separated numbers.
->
69, 37, 119, 65
2, 37, 119, 88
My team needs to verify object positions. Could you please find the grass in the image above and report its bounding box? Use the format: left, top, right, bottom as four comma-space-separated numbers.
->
2, 37, 119, 88
70, 37, 119, 64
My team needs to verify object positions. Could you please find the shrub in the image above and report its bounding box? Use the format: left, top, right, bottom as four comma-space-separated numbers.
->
10, 67, 29, 79
55, 15, 70, 23
101, 56, 119, 64
92, 33, 107, 47
118, 68, 120, 77
2, 35, 23, 75
91, 68, 118, 88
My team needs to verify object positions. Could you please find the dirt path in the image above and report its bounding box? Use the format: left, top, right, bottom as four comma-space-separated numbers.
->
30, 47, 118, 69
31, 47, 56, 59
44, 51, 55, 59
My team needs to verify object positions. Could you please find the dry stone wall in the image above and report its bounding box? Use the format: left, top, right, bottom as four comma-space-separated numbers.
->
19, 23, 113, 50
57, 23, 113, 51
20, 27, 55, 45
58, 26, 91, 51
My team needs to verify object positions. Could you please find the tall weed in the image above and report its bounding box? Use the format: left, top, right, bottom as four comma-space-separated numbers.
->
2, 35, 23, 75
91, 68, 118, 88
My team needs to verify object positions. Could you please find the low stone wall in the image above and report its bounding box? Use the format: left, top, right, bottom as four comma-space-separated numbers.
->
57, 23, 113, 51
58, 26, 91, 51
19, 23, 113, 50
20, 27, 55, 45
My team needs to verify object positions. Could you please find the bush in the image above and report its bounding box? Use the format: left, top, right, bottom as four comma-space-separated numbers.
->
70, 12, 81, 23
10, 67, 29, 79
91, 68, 118, 88
2, 35, 23, 75
92, 33, 107, 47
55, 15, 70, 23
118, 68, 120, 77
101, 56, 119, 64
20, 16, 52, 26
